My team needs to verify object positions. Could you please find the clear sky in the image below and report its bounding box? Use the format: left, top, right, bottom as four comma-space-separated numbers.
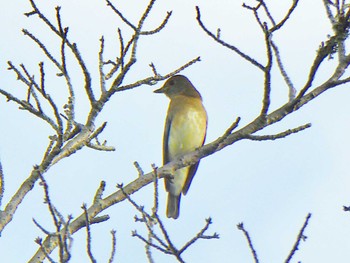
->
1, 0, 350, 262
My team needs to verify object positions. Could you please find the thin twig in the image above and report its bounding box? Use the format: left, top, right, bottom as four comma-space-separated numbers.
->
35, 238, 56, 263
132, 231, 171, 254
295, 37, 338, 99
151, 164, 159, 214
323, 0, 337, 24
22, 29, 62, 70
261, 1, 276, 25
82, 204, 97, 263
62, 215, 73, 262
179, 218, 219, 254
237, 222, 259, 263
261, 23, 272, 116
117, 184, 153, 222
196, 6, 264, 70
0, 160, 3, 207
271, 41, 296, 100
141, 11, 172, 35
38, 171, 66, 262
108, 230, 117, 263
271, 0, 299, 32
145, 230, 155, 263
93, 181, 106, 203
246, 123, 311, 141
99, 36, 106, 93
27, 0, 94, 104
285, 213, 312, 263
134, 161, 144, 177
117, 56, 201, 92
33, 218, 51, 235
106, 0, 137, 30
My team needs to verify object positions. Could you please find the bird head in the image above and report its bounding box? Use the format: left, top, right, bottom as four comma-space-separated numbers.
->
154, 75, 202, 99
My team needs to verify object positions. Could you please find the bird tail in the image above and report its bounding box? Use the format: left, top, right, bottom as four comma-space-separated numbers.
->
166, 193, 181, 219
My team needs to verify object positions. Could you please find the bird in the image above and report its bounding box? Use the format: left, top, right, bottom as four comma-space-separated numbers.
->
154, 75, 207, 219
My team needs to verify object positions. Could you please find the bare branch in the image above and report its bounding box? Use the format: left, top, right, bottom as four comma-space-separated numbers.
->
33, 218, 51, 235
149, 62, 159, 77
117, 184, 154, 222
117, 56, 201, 92
27, 0, 94, 104
99, 36, 107, 93
141, 11, 172, 35
0, 88, 59, 132
243, 3, 265, 31
271, 0, 299, 32
93, 181, 106, 203
196, 6, 264, 70
271, 41, 296, 100
86, 143, 115, 151
151, 164, 159, 213
260, 1, 276, 26
38, 171, 69, 262
323, 0, 337, 24
246, 123, 311, 141
87, 122, 108, 141
105, 28, 127, 80
134, 161, 145, 177
106, 0, 137, 30
19, 62, 64, 135
295, 37, 338, 99
145, 231, 156, 263
132, 230, 171, 255
179, 218, 219, 254
137, 0, 157, 30
86, 122, 115, 151
285, 213, 312, 263
51, 124, 95, 166
22, 29, 62, 70
108, 230, 117, 263
0, 160, 3, 207
237, 223, 259, 263
34, 238, 56, 263
260, 23, 272, 116
82, 204, 97, 263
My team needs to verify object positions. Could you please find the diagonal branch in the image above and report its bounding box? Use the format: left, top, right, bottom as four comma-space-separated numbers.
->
285, 213, 312, 263
195, 6, 265, 70
271, 0, 299, 32
0, 88, 59, 132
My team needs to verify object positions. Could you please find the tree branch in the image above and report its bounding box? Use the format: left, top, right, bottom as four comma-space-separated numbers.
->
285, 213, 312, 263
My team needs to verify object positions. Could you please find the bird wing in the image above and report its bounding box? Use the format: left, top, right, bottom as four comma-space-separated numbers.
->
163, 112, 171, 165
182, 162, 200, 195
163, 111, 173, 192
182, 129, 206, 195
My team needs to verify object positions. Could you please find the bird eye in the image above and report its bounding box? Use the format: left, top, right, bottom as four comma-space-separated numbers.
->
169, 80, 175, 86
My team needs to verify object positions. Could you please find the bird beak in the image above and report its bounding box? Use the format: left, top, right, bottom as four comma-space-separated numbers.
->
153, 85, 166, 94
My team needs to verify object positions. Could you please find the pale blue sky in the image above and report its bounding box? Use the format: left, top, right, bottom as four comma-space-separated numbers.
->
1, 0, 350, 262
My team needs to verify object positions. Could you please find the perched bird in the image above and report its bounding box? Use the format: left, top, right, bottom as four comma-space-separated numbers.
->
154, 75, 207, 219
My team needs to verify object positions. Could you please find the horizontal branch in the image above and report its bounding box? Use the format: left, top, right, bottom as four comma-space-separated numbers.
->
246, 123, 311, 141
